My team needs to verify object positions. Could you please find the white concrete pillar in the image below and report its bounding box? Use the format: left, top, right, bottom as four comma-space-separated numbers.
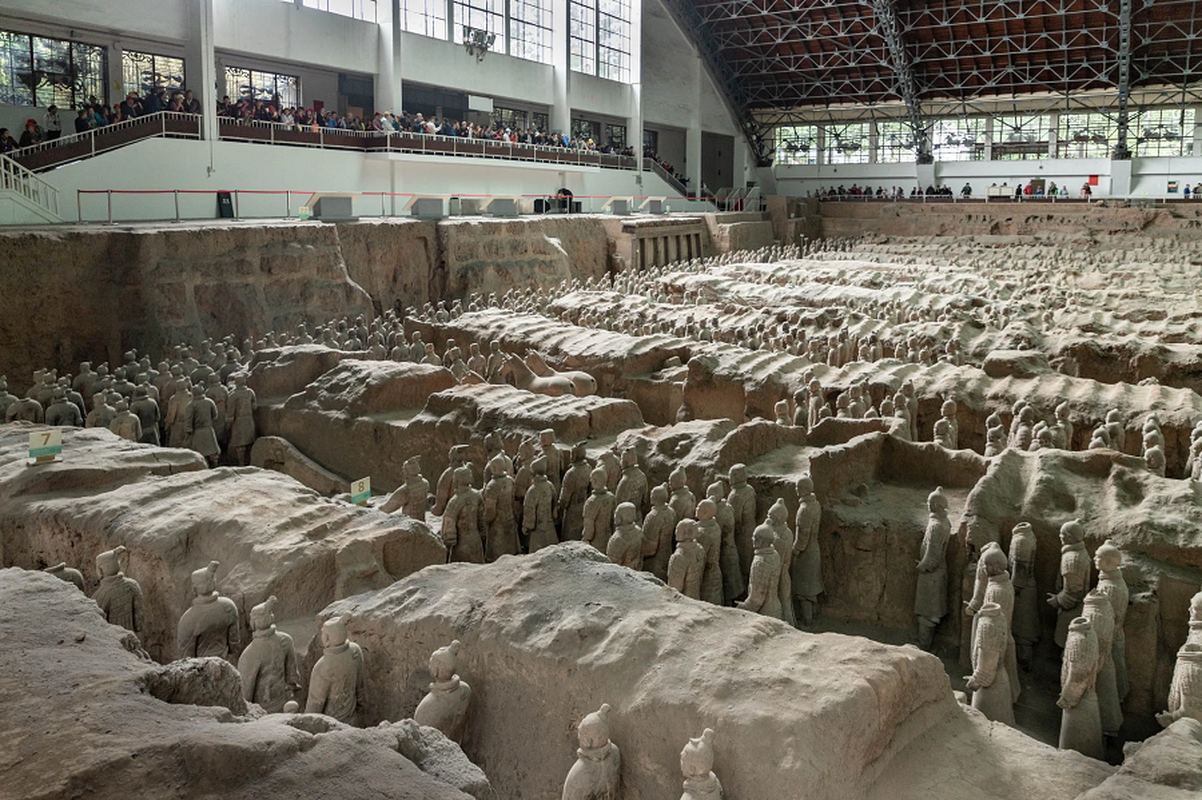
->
628, 0, 643, 178
1048, 111, 1060, 158
984, 116, 993, 161
686, 55, 703, 197
375, 0, 403, 113
184, 0, 218, 141
551, 0, 570, 138
107, 40, 124, 102
1191, 105, 1202, 157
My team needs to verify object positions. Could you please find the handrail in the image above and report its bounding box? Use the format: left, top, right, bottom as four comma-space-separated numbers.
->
9, 111, 202, 173
647, 159, 689, 197
0, 154, 60, 218
75, 188, 720, 224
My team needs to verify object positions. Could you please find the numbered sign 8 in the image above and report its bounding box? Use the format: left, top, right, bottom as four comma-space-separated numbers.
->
351, 476, 371, 506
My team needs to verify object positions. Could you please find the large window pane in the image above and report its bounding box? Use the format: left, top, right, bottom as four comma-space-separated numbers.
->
824, 122, 869, 164
400, 0, 448, 39
225, 66, 300, 108
774, 125, 818, 165
875, 119, 917, 163
0, 30, 33, 106
301, 0, 377, 22
570, 0, 596, 75
454, 0, 506, 53
1057, 112, 1115, 159
994, 114, 1050, 160
931, 117, 985, 162
122, 50, 186, 98
597, 0, 630, 82
1136, 108, 1195, 157
510, 0, 552, 63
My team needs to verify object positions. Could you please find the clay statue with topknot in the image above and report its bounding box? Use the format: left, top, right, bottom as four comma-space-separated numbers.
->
176, 561, 240, 659
669, 467, 696, 523
707, 481, 743, 604
559, 443, 592, 542
668, 520, 705, 600
695, 498, 725, 605
737, 525, 782, 620
765, 498, 796, 627
793, 473, 823, 626
614, 448, 648, 519
443, 466, 485, 563
727, 464, 756, 586
414, 640, 472, 743
306, 613, 366, 726
237, 595, 301, 713
91, 546, 144, 637
679, 728, 722, 800
1049, 520, 1090, 648
582, 466, 617, 553
607, 502, 643, 569
380, 455, 432, 518
641, 484, 677, 581
914, 487, 951, 650
483, 455, 520, 559
562, 703, 621, 800
523, 456, 558, 552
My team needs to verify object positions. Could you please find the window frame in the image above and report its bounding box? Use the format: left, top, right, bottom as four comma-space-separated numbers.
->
0, 29, 107, 109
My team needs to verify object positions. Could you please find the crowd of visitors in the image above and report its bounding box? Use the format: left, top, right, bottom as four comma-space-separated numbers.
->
810, 181, 1103, 200
0, 87, 202, 153
216, 96, 635, 154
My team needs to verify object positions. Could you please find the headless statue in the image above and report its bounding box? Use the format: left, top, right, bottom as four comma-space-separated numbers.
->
1058, 616, 1104, 760
43, 562, 85, 591
965, 601, 1015, 725
1157, 643, 1202, 727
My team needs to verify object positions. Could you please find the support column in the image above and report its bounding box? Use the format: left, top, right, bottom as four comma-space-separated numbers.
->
686, 55, 703, 198
107, 41, 124, 103
1048, 111, 1060, 158
551, 0, 570, 138
984, 116, 993, 161
628, 0, 643, 181
376, 0, 403, 113
1193, 105, 1202, 157
184, 0, 217, 141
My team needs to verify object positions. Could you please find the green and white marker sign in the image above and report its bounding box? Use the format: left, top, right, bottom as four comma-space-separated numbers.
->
29, 428, 63, 463
351, 477, 371, 505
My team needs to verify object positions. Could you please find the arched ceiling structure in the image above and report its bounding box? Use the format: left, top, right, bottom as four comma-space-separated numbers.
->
661, 0, 1202, 165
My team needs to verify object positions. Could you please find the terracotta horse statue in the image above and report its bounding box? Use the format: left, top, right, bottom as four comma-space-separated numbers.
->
502, 353, 576, 397
524, 351, 597, 397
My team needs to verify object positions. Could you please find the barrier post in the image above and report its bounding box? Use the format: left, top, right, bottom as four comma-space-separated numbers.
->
174, 190, 180, 222
286, 191, 291, 218
76, 190, 81, 223
106, 190, 113, 224
381, 192, 386, 218
233, 190, 240, 219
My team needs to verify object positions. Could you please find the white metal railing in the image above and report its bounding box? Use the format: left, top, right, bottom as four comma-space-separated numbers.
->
0, 154, 60, 218
9, 111, 202, 166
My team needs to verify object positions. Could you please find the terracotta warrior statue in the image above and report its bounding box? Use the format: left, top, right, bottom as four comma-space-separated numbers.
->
642, 484, 677, 581
176, 561, 241, 660
766, 499, 796, 627
184, 384, 221, 467
225, 374, 258, 467
1008, 522, 1040, 668
669, 467, 696, 523
443, 466, 485, 563
306, 613, 366, 726
1157, 643, 1202, 727
523, 456, 559, 553
108, 399, 142, 443
91, 545, 144, 637
582, 467, 617, 553
433, 445, 468, 516
614, 448, 649, 520
1058, 616, 1104, 759
414, 640, 472, 744
727, 464, 757, 587
559, 443, 592, 542
793, 474, 823, 626
43, 562, 85, 591
1094, 540, 1130, 702
668, 519, 706, 600
483, 455, 520, 559
237, 595, 301, 713
381, 455, 431, 518
707, 481, 743, 605
915, 487, 951, 651
694, 499, 724, 605
1082, 589, 1122, 737
562, 703, 621, 800
679, 728, 722, 800
965, 601, 1015, 725
737, 525, 782, 620
1049, 519, 1090, 648
606, 502, 643, 569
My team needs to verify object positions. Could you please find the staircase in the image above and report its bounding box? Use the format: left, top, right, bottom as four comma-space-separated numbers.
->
0, 155, 60, 223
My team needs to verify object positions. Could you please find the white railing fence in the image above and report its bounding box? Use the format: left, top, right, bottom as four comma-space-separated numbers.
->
0, 155, 60, 218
